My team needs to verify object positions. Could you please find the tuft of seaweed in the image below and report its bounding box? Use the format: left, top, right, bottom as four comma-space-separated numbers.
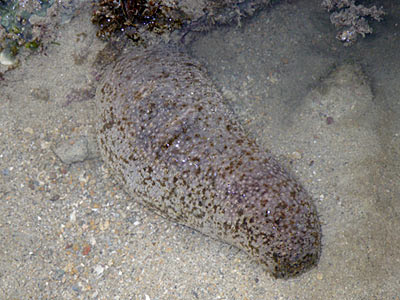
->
321, 0, 385, 46
91, 0, 275, 45
91, 0, 187, 43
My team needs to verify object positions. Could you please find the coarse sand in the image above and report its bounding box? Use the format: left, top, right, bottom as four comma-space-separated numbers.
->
0, 0, 399, 299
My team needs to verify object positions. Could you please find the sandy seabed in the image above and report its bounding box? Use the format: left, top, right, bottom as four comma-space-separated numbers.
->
0, 0, 399, 299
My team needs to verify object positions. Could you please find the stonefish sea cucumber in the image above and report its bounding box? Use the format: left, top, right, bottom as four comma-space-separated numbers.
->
96, 45, 321, 279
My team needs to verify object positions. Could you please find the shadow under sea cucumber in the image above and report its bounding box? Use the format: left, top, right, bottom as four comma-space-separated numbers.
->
96, 44, 321, 279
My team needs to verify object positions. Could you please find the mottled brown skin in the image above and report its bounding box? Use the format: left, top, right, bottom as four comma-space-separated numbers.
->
96, 45, 321, 278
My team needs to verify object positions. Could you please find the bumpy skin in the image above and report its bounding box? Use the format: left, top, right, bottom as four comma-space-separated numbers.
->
96, 45, 321, 278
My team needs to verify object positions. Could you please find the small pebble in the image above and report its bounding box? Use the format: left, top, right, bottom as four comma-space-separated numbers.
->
289, 151, 302, 160
94, 265, 104, 276
89, 237, 96, 246
71, 285, 81, 293
0, 50, 16, 66
99, 220, 110, 231
49, 194, 60, 202
70, 210, 76, 223
53, 136, 89, 164
31, 87, 50, 101
82, 244, 91, 255
41, 141, 51, 149
54, 269, 65, 280
24, 127, 34, 135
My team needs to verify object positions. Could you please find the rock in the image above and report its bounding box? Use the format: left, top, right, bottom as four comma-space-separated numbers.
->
54, 136, 90, 164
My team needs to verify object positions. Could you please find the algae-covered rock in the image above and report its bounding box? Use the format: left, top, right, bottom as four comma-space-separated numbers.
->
0, 0, 86, 66
91, 0, 272, 44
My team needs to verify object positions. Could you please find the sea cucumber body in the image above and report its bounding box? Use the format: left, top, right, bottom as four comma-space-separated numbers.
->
96, 46, 321, 278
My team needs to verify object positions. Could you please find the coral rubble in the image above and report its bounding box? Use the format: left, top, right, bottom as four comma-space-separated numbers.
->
322, 0, 385, 46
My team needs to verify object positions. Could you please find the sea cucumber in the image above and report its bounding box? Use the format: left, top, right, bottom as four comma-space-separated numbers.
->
96, 45, 321, 278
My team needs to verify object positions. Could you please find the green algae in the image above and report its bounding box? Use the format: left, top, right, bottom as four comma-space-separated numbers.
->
0, 0, 54, 61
